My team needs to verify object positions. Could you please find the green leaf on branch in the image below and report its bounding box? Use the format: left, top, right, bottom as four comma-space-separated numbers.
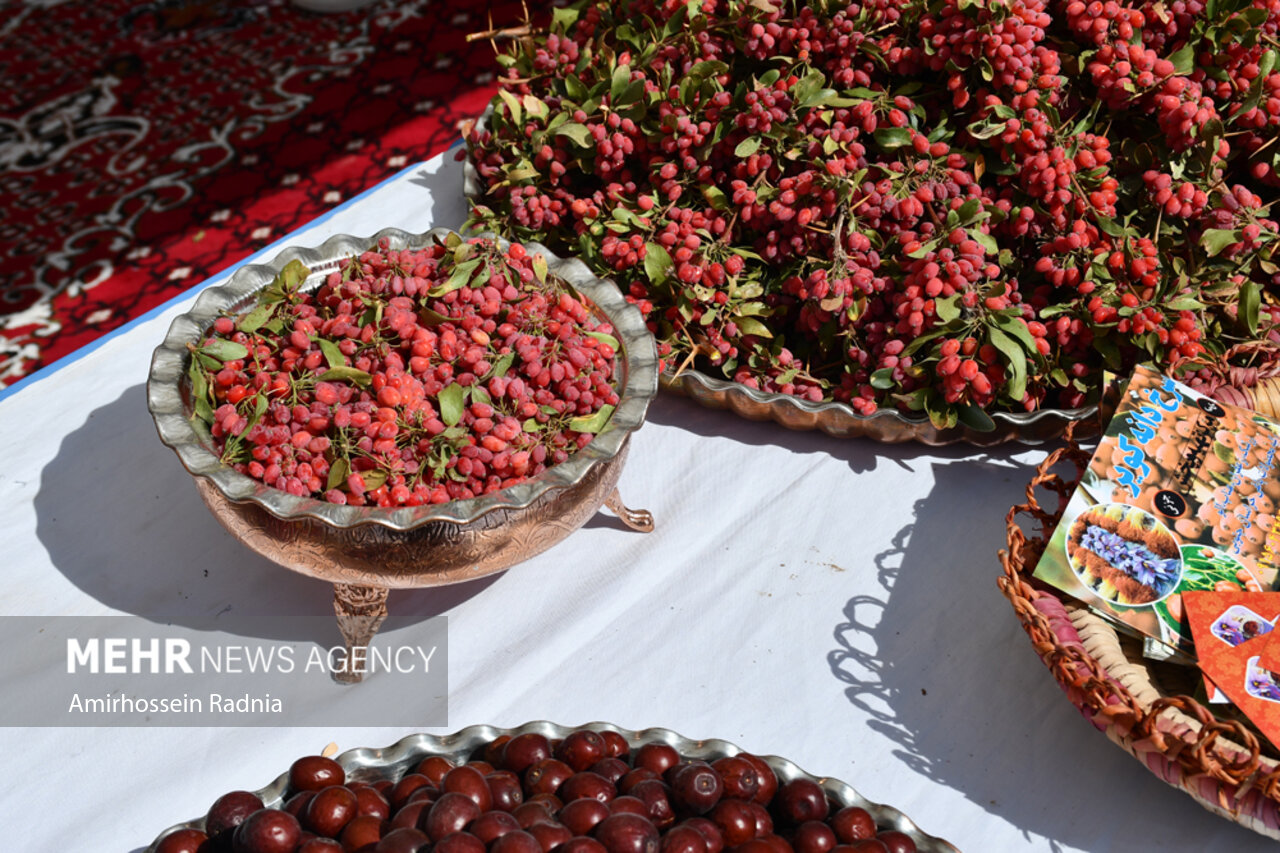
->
521, 94, 549, 120
418, 307, 450, 326
1241, 280, 1260, 335
278, 259, 309, 292
956, 197, 983, 223
569, 403, 616, 434
660, 3, 687, 39
924, 393, 958, 430
987, 326, 1027, 402
870, 368, 896, 390
703, 186, 731, 211
644, 242, 674, 283
970, 229, 999, 254
439, 382, 465, 427
734, 137, 761, 157
1201, 228, 1239, 257
585, 330, 620, 350
686, 60, 729, 80
733, 316, 773, 338
1261, 49, 1278, 81
903, 328, 948, 357
317, 366, 372, 387
957, 404, 996, 432
244, 391, 270, 432
564, 74, 589, 103
318, 338, 346, 370
1094, 215, 1126, 238
966, 120, 1007, 140
798, 87, 843, 109
994, 314, 1040, 354
237, 302, 274, 334
1168, 43, 1195, 75
556, 122, 592, 146
326, 456, 349, 492
431, 258, 482, 297
611, 64, 632, 104
905, 238, 939, 259
935, 294, 961, 323
789, 69, 825, 106
489, 351, 516, 379
1238, 50, 1277, 115
873, 127, 912, 149
188, 363, 210, 412
505, 162, 539, 181
497, 89, 523, 125
201, 340, 249, 362
1093, 334, 1122, 370
550, 6, 579, 32
192, 397, 214, 427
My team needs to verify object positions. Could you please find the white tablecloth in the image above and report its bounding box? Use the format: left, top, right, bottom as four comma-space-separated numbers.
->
0, 153, 1271, 852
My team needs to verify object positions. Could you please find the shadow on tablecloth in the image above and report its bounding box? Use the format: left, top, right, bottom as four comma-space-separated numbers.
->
828, 454, 1268, 850
33, 382, 498, 645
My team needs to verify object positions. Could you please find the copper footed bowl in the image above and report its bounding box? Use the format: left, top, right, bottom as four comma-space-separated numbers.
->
148, 228, 659, 680
147, 721, 961, 852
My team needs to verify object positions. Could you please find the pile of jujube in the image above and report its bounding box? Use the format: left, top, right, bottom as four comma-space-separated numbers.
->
466, 0, 1280, 428
188, 236, 620, 507
154, 729, 927, 853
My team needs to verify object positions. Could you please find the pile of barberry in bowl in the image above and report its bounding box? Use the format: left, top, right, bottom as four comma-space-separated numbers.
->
148, 229, 658, 557
464, 0, 1280, 442
147, 722, 958, 853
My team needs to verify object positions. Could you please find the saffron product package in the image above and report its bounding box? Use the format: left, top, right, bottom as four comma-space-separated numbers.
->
1033, 365, 1280, 654
1184, 590, 1280, 747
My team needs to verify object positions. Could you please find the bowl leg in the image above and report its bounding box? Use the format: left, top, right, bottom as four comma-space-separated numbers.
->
602, 487, 655, 533
332, 583, 390, 684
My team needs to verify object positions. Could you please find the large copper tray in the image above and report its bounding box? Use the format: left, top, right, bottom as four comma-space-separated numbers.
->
147, 721, 961, 852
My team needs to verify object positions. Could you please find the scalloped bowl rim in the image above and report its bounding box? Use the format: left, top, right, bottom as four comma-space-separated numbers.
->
664, 364, 1098, 431
147, 720, 960, 853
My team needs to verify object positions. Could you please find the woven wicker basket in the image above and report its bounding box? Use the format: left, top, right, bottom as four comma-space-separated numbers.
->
999, 377, 1280, 838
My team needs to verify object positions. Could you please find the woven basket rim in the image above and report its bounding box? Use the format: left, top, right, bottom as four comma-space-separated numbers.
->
1000, 417, 1280, 837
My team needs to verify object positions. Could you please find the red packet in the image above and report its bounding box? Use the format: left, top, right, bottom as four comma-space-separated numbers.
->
1197, 634, 1280, 747
1184, 590, 1280, 651
1186, 591, 1280, 745
1262, 621, 1280, 671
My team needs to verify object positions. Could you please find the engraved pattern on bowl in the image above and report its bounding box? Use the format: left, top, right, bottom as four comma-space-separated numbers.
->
148, 228, 658, 587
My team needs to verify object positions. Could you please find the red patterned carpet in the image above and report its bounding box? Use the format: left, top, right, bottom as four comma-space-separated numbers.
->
0, 0, 514, 386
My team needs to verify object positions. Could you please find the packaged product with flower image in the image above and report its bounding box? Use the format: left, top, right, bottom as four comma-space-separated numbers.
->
1033, 365, 1280, 656
1183, 590, 1280, 746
